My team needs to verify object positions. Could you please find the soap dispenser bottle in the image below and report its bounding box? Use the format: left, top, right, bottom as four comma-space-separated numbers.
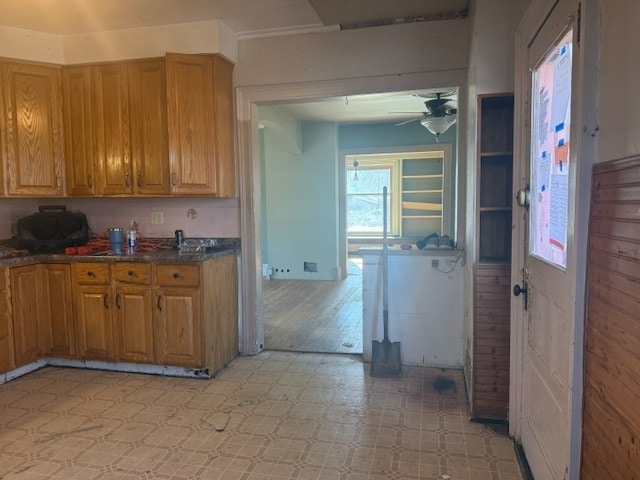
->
126, 220, 138, 254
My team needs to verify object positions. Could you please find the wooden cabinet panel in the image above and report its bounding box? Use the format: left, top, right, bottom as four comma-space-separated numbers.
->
10, 265, 47, 366
166, 53, 218, 195
1, 62, 65, 196
0, 268, 15, 373
154, 287, 201, 367
203, 254, 238, 373
73, 263, 111, 285
471, 264, 511, 420
154, 264, 199, 287
212, 56, 235, 197
62, 66, 96, 196
113, 263, 151, 284
128, 59, 170, 195
42, 264, 75, 358
74, 285, 114, 361
93, 63, 132, 195
114, 285, 153, 363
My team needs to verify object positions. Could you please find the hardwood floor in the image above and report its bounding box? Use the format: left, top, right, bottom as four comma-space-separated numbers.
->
263, 257, 363, 353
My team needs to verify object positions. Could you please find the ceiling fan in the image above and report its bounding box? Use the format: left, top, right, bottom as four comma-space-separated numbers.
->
392, 92, 458, 141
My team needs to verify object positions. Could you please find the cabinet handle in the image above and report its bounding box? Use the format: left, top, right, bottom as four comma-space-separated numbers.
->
172, 272, 180, 279
103, 293, 109, 308
128, 270, 135, 276
88, 175, 92, 188
157, 295, 162, 310
115, 293, 121, 309
137, 173, 142, 188
87, 271, 94, 277
171, 171, 177, 186
124, 172, 130, 186
56, 175, 62, 188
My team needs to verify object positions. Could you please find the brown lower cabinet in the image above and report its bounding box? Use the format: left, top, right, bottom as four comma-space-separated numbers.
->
72, 257, 237, 371
0, 256, 237, 377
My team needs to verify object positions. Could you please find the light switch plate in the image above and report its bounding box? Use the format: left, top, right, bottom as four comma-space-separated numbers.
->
151, 211, 164, 224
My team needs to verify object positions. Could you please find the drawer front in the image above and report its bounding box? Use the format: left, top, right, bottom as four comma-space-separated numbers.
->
113, 263, 151, 284
154, 264, 199, 287
74, 263, 111, 285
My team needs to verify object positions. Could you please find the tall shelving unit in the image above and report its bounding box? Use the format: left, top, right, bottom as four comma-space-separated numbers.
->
471, 94, 514, 421
401, 157, 445, 237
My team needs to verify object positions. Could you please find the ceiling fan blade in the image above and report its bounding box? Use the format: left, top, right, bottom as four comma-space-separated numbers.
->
395, 117, 422, 126
388, 111, 425, 114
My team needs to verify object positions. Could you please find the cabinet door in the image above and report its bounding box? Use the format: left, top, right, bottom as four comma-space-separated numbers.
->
0, 268, 15, 373
154, 287, 201, 367
74, 285, 114, 360
93, 63, 132, 195
42, 264, 75, 358
114, 285, 154, 363
166, 53, 218, 195
1, 62, 65, 196
62, 66, 96, 196
10, 265, 47, 366
128, 59, 170, 195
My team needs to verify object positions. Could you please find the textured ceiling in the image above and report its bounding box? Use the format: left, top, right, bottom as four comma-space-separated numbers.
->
0, 0, 468, 36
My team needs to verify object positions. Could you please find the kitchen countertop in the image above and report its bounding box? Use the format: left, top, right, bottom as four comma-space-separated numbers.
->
0, 239, 240, 267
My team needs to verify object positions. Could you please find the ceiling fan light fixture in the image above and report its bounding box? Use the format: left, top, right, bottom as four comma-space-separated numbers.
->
420, 114, 457, 138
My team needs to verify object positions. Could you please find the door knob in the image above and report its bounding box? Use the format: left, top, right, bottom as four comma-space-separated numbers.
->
516, 185, 530, 208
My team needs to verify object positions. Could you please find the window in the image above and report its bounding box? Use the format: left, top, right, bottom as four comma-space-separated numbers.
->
346, 148, 451, 238
346, 164, 394, 235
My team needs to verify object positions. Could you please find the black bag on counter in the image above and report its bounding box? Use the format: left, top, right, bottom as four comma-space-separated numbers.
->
15, 205, 89, 253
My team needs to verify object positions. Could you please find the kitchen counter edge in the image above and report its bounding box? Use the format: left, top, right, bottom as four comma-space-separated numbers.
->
0, 246, 239, 268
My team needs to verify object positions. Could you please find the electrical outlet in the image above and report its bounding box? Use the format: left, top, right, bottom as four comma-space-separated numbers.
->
151, 211, 164, 224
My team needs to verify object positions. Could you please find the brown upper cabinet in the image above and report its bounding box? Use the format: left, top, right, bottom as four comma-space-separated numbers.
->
1, 61, 65, 197
61, 53, 234, 198
166, 53, 235, 197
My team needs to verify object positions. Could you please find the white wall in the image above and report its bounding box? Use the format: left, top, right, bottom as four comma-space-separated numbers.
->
263, 119, 340, 281
236, 20, 469, 87
473, 0, 529, 94
597, 0, 640, 163
62, 20, 237, 64
0, 26, 64, 64
0, 21, 237, 65
50, 198, 239, 239
362, 249, 465, 367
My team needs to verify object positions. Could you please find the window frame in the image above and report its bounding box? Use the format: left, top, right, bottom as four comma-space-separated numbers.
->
346, 159, 400, 236
344, 145, 452, 239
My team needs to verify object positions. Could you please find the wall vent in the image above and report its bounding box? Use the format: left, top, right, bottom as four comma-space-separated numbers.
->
304, 262, 318, 273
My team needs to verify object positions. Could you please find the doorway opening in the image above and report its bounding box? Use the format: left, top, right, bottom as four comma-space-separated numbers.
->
258, 90, 459, 354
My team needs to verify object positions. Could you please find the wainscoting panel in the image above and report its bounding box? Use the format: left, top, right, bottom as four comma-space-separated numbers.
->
581, 157, 640, 478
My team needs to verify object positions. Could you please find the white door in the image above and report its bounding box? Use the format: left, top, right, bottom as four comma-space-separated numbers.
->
513, 1, 578, 479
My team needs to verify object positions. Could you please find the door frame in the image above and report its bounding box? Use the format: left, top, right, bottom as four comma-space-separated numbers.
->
236, 70, 468, 355
511, 0, 599, 478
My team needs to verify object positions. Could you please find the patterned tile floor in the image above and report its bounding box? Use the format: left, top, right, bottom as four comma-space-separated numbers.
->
0, 352, 523, 480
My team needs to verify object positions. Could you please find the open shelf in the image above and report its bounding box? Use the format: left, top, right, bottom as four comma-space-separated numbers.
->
401, 157, 445, 237
471, 93, 514, 422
